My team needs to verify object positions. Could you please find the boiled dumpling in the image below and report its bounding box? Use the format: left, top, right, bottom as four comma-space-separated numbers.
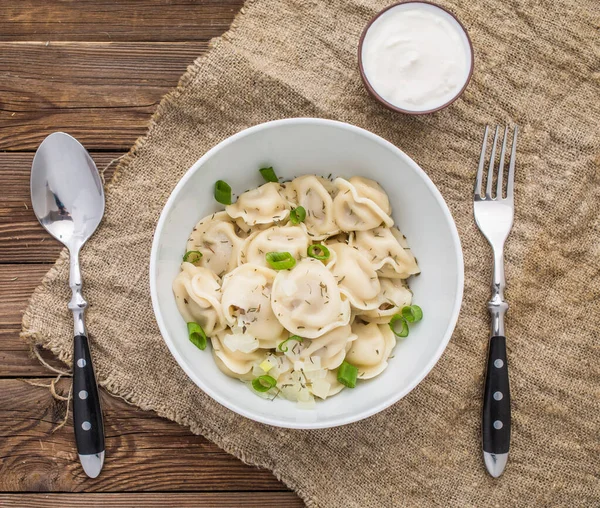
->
226, 182, 290, 226
326, 242, 381, 310
238, 225, 310, 267
271, 258, 351, 338
300, 324, 357, 370
286, 175, 339, 239
322, 369, 346, 397
346, 321, 396, 379
332, 176, 394, 231
352, 226, 420, 279
221, 264, 284, 344
186, 211, 244, 277
172, 262, 225, 334
232, 217, 273, 238
357, 278, 413, 324
211, 332, 265, 380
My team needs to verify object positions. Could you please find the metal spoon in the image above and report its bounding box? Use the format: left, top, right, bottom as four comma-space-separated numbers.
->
31, 132, 105, 478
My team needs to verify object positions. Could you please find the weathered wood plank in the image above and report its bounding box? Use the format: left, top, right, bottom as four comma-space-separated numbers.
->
0, 493, 304, 508
0, 1, 243, 42
0, 42, 208, 150
0, 264, 53, 325
0, 153, 121, 262
0, 378, 291, 493
0, 264, 67, 376
0, 329, 65, 377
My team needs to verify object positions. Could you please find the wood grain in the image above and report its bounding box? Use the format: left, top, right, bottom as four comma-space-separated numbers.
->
0, 264, 49, 325
0, 493, 303, 507
0, 378, 289, 493
0, 329, 65, 377
0, 153, 122, 262
0, 1, 244, 42
0, 264, 67, 376
0, 42, 207, 150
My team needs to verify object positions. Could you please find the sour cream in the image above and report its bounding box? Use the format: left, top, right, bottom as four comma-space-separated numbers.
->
360, 2, 472, 113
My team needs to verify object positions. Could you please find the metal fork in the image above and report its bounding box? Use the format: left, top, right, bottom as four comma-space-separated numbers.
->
473, 125, 518, 478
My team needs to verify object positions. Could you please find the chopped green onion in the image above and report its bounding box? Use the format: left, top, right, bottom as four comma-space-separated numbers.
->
214, 180, 232, 205
259, 167, 278, 183
289, 206, 306, 225
307, 244, 330, 260
183, 250, 202, 265
252, 375, 277, 392
187, 322, 207, 350
278, 335, 304, 352
401, 305, 423, 323
337, 361, 358, 388
389, 314, 409, 338
266, 251, 296, 270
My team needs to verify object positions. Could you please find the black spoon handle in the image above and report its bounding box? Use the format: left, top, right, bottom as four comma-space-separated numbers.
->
73, 335, 105, 461
482, 335, 511, 456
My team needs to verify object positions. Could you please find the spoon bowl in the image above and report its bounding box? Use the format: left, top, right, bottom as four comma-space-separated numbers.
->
31, 132, 104, 251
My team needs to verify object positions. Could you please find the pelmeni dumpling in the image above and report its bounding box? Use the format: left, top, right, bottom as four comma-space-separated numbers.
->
211, 332, 265, 380
221, 264, 284, 344
346, 321, 396, 379
226, 182, 290, 226
271, 258, 351, 338
358, 278, 413, 324
172, 262, 225, 334
286, 175, 339, 239
300, 324, 357, 370
326, 231, 351, 245
238, 225, 310, 266
233, 217, 271, 237
322, 369, 346, 397
352, 226, 420, 278
186, 211, 244, 277
327, 242, 381, 310
332, 176, 394, 231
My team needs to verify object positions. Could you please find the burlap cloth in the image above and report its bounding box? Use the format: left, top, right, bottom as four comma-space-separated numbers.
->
21, 0, 600, 506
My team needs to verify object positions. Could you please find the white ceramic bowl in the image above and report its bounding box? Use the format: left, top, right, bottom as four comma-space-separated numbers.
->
150, 118, 463, 429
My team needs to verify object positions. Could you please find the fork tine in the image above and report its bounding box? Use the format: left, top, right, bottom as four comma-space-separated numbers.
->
496, 126, 509, 199
485, 126, 500, 199
506, 126, 519, 198
474, 126, 489, 198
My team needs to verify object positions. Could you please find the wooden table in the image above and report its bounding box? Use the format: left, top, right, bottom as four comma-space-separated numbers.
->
0, 2, 302, 506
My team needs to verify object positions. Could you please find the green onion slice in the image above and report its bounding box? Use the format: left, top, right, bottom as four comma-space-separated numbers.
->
259, 167, 278, 183
183, 250, 202, 265
278, 335, 304, 352
266, 251, 296, 270
187, 322, 207, 350
252, 375, 277, 393
389, 314, 409, 338
401, 305, 423, 323
289, 206, 306, 225
214, 180, 232, 205
337, 361, 358, 388
307, 244, 330, 260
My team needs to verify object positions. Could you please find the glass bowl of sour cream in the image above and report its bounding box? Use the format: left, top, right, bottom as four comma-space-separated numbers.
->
358, 1, 474, 114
